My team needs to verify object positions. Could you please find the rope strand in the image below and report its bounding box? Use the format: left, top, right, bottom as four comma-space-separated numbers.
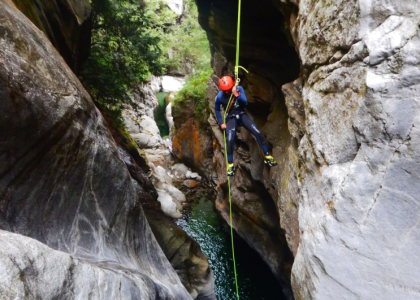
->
222, 0, 242, 298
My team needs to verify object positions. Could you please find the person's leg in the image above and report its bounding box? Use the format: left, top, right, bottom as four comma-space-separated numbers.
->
240, 114, 269, 155
240, 113, 277, 166
226, 116, 237, 164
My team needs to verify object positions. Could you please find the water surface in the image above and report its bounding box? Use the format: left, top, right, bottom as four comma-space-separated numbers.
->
177, 197, 286, 300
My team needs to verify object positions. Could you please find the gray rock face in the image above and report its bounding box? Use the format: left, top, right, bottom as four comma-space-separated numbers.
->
11, 0, 91, 74
196, 0, 420, 299
0, 1, 191, 298
122, 84, 163, 148
292, 1, 420, 299
0, 230, 186, 299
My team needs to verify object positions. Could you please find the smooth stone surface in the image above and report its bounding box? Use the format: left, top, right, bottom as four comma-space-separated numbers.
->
0, 2, 191, 298
0, 230, 188, 299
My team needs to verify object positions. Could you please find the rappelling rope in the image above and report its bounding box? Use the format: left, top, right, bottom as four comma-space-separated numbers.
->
221, 0, 248, 299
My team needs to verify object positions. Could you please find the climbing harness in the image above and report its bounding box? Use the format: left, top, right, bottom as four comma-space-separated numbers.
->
221, 0, 248, 299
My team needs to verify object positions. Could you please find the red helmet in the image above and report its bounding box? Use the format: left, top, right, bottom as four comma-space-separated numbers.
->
219, 76, 234, 91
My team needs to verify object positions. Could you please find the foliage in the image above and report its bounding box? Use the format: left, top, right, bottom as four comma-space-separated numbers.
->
145, 0, 211, 75
81, 0, 213, 129
173, 69, 212, 122
81, 0, 164, 109
166, 0, 212, 124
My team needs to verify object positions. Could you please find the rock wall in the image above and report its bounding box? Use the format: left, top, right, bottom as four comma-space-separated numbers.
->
291, 0, 420, 299
11, 0, 91, 74
0, 1, 191, 298
196, 0, 420, 299
195, 0, 299, 295
172, 94, 216, 179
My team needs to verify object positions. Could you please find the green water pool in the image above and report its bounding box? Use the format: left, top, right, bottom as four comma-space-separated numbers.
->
176, 197, 286, 300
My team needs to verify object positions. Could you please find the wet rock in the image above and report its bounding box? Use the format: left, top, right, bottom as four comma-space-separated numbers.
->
0, 230, 189, 299
121, 146, 216, 299
0, 2, 191, 298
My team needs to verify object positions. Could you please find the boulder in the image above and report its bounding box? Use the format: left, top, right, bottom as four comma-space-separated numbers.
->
171, 163, 190, 179
123, 113, 163, 148
156, 190, 183, 219
165, 102, 175, 135
148, 75, 162, 93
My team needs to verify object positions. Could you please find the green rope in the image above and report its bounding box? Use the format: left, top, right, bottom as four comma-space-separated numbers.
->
221, 1, 244, 298
223, 93, 239, 300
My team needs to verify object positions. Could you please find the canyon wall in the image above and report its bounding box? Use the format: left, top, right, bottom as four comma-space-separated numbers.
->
194, 0, 420, 299
0, 1, 191, 298
11, 0, 91, 74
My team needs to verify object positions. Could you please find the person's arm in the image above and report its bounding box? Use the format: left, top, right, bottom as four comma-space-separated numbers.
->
234, 86, 247, 106
215, 94, 224, 125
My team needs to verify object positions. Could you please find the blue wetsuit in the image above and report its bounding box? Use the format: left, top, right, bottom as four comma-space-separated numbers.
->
215, 86, 269, 163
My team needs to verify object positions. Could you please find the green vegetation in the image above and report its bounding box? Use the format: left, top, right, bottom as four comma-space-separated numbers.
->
173, 69, 212, 122
81, 0, 212, 134
168, 0, 212, 123
154, 0, 212, 75
82, 0, 163, 108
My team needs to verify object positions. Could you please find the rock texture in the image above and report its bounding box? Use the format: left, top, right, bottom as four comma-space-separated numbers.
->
171, 91, 217, 181
120, 147, 216, 299
0, 229, 182, 299
196, 0, 420, 299
122, 83, 163, 148
11, 0, 91, 74
195, 0, 299, 295
291, 1, 420, 299
0, 1, 190, 298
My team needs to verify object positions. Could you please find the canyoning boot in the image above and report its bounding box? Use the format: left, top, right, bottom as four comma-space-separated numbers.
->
227, 163, 235, 176
264, 155, 277, 167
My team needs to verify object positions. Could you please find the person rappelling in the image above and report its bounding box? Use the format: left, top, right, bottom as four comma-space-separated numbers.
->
215, 75, 277, 176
